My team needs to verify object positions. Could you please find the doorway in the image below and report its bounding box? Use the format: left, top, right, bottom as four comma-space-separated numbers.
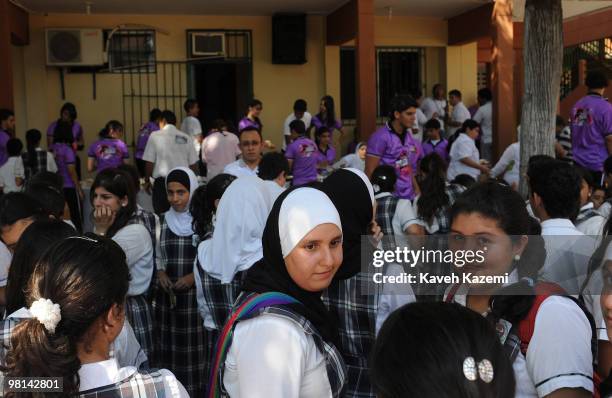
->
192, 62, 251, 133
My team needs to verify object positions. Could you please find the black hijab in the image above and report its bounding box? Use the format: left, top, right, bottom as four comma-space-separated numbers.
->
321, 169, 374, 279
242, 186, 341, 347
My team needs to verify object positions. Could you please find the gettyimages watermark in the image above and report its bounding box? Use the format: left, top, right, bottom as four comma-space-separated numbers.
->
358, 234, 603, 296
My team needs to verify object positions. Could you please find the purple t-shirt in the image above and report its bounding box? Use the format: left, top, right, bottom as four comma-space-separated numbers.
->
367, 123, 424, 199
312, 116, 342, 137
52, 143, 76, 188
422, 139, 449, 163
238, 117, 261, 132
571, 94, 612, 172
87, 138, 129, 172
285, 136, 318, 186
315, 145, 336, 171
47, 120, 83, 144
0, 129, 10, 167
135, 121, 159, 159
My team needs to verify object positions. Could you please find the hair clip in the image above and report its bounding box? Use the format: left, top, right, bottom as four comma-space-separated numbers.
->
463, 357, 494, 383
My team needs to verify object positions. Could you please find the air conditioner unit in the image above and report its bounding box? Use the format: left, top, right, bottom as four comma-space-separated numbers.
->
191, 32, 225, 57
46, 28, 105, 66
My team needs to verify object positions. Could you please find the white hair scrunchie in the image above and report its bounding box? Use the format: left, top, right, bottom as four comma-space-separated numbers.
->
29, 298, 62, 334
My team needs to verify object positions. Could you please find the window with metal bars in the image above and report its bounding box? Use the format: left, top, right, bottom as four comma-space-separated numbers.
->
339, 47, 423, 120
104, 30, 156, 73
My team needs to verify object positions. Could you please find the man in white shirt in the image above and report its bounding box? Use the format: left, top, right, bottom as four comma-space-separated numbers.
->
420, 84, 447, 130
180, 99, 203, 153
410, 90, 428, 142
224, 127, 262, 178
201, 119, 241, 180
257, 152, 288, 203
142, 110, 198, 214
446, 89, 471, 137
282, 99, 312, 151
473, 88, 493, 161
529, 159, 593, 293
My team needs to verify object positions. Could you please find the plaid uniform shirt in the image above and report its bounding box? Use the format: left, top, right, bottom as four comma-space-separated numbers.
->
430, 183, 466, 234
79, 370, 167, 398
21, 150, 48, 180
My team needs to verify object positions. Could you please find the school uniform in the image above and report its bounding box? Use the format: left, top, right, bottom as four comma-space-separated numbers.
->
316, 145, 336, 174
447, 133, 480, 181
87, 138, 129, 172
78, 358, 188, 397
420, 97, 447, 130
448, 101, 471, 137
574, 202, 606, 236
283, 111, 312, 151
153, 168, 206, 397
0, 129, 10, 167
374, 191, 420, 248
0, 156, 24, 193
312, 115, 343, 138
285, 136, 318, 185
473, 101, 493, 161
223, 158, 258, 178
112, 221, 155, 361
491, 142, 520, 187
52, 142, 82, 232
47, 120, 84, 178
135, 121, 159, 176
201, 130, 241, 179
21, 148, 58, 180
180, 115, 203, 154
444, 272, 594, 397
238, 117, 261, 132
421, 138, 449, 164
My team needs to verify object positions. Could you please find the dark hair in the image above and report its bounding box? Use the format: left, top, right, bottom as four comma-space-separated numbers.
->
239, 126, 263, 140
149, 108, 162, 122
0, 108, 14, 122
293, 99, 307, 113
432, 83, 444, 97
555, 115, 567, 128
248, 98, 262, 109
371, 302, 515, 398
424, 119, 441, 131
314, 126, 332, 147
183, 99, 198, 113
28, 171, 64, 193
5, 219, 76, 315
25, 183, 65, 219
477, 88, 492, 102
3, 234, 129, 397
459, 119, 480, 134
411, 89, 423, 99
448, 89, 462, 98
90, 169, 136, 238
258, 152, 290, 181
575, 165, 595, 189
318, 95, 336, 128
98, 120, 123, 139
212, 119, 228, 131
191, 173, 236, 239
528, 159, 580, 219
60, 102, 77, 121
52, 120, 75, 145
387, 95, 418, 121
0, 192, 45, 227
117, 163, 141, 194
7, 138, 23, 157
25, 129, 42, 171
585, 70, 609, 90
289, 119, 306, 136
450, 182, 547, 326
371, 165, 397, 194
605, 155, 612, 175
451, 174, 477, 189
417, 153, 449, 224
161, 110, 177, 126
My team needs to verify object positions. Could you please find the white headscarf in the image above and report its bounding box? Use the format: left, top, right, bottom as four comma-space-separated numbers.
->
279, 187, 342, 258
345, 167, 375, 205
198, 176, 273, 283
165, 167, 199, 237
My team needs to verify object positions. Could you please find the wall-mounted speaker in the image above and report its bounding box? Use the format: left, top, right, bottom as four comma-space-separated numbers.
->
272, 14, 306, 65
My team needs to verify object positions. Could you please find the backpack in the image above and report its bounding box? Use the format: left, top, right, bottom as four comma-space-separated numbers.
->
446, 282, 601, 397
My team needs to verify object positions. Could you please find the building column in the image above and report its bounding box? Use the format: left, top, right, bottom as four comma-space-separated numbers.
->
491, 0, 515, 160
0, 0, 14, 109
355, 0, 376, 139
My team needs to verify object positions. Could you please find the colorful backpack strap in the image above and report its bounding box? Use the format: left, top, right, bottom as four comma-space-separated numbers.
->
207, 292, 300, 398
444, 283, 461, 303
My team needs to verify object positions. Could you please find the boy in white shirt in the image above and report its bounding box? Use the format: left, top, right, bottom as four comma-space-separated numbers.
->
446, 89, 471, 137
0, 138, 25, 193
282, 99, 312, 151
473, 88, 493, 161
180, 99, 203, 155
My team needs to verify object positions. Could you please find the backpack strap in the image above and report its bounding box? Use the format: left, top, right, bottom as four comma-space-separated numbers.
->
444, 283, 461, 303
207, 292, 300, 398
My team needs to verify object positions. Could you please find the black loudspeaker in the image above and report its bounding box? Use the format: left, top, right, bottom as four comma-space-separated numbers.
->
272, 14, 307, 65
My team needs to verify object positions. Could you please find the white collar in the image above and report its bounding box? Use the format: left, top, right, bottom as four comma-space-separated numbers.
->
78, 358, 136, 392
540, 218, 579, 230
448, 269, 519, 309
238, 158, 258, 171
7, 307, 32, 319
580, 202, 594, 212
374, 192, 393, 199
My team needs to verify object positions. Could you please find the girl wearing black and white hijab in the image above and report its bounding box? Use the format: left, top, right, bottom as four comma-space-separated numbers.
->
219, 187, 347, 398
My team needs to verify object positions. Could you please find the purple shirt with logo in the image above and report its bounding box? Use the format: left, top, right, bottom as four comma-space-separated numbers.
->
52, 143, 77, 188
47, 120, 83, 144
315, 145, 336, 171
0, 129, 10, 167
135, 121, 159, 159
367, 123, 424, 199
422, 139, 449, 163
238, 117, 261, 132
285, 136, 318, 186
571, 94, 612, 172
312, 116, 342, 137
87, 138, 129, 172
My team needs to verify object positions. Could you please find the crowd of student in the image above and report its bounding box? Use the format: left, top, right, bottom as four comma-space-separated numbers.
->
0, 69, 609, 398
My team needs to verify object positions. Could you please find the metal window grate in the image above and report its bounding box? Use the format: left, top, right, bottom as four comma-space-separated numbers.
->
105, 29, 156, 73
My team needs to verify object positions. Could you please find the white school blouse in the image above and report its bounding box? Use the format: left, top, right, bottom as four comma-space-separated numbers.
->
78, 358, 188, 397
223, 313, 333, 398
447, 133, 480, 181
112, 224, 154, 296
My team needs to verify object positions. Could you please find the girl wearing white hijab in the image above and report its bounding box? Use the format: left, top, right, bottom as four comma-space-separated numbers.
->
208, 187, 347, 398
333, 142, 367, 171
154, 166, 206, 397
193, 176, 273, 383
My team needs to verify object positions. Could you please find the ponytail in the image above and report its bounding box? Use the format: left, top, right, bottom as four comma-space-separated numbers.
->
417, 153, 449, 224
191, 174, 236, 239
25, 129, 42, 172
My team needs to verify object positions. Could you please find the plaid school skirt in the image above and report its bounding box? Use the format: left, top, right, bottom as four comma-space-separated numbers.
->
125, 295, 155, 362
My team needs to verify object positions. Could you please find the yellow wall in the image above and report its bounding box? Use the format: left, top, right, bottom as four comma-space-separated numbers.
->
13, 13, 327, 177
445, 43, 478, 107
